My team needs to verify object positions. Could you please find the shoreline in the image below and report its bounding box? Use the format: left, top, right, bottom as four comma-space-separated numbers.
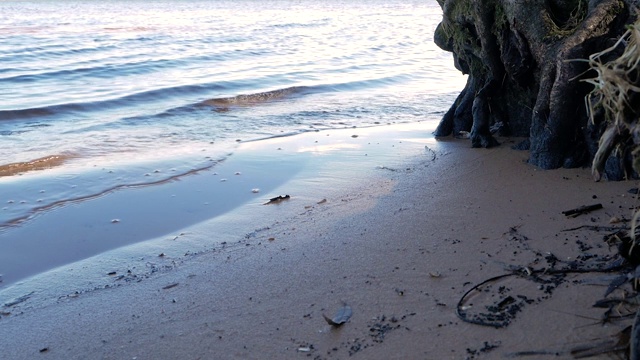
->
0, 121, 438, 290
1, 124, 639, 359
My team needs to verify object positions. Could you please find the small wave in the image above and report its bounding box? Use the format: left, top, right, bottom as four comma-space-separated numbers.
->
0, 83, 225, 121
0, 57, 181, 84
0, 25, 52, 35
198, 76, 412, 112
0, 43, 116, 64
328, 75, 414, 91
200, 86, 314, 109
0, 73, 415, 123
0, 129, 29, 136
98, 85, 323, 123
0, 154, 76, 177
103, 26, 155, 32
265, 18, 329, 29
0, 107, 60, 121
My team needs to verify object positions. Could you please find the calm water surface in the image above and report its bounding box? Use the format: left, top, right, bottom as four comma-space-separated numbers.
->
0, 0, 464, 231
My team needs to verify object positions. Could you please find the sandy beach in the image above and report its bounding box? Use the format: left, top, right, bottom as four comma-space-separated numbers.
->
1, 122, 638, 359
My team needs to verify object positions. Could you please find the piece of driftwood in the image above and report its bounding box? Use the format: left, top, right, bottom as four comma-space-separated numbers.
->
562, 204, 603, 217
264, 195, 290, 205
162, 283, 179, 290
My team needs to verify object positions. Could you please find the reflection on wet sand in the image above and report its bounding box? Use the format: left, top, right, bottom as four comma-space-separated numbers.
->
0, 154, 74, 177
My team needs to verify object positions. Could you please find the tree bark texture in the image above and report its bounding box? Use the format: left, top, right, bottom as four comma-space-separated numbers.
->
434, 0, 639, 172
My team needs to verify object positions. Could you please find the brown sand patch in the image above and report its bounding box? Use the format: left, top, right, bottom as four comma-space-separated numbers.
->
0, 154, 74, 177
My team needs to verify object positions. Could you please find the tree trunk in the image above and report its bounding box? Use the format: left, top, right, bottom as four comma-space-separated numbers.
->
434, 0, 639, 174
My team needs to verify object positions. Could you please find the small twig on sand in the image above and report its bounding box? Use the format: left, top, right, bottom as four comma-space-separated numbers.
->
562, 204, 603, 218
561, 225, 626, 232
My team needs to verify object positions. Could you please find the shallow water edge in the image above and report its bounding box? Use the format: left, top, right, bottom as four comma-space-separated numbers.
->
0, 121, 440, 292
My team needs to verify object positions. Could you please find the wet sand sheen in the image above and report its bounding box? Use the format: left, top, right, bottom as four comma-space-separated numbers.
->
0, 154, 74, 177
0, 123, 432, 287
0, 162, 219, 231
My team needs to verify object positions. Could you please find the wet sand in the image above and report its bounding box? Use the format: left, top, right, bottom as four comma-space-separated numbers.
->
0, 123, 638, 359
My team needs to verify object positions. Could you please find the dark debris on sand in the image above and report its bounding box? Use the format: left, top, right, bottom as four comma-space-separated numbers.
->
457, 220, 640, 358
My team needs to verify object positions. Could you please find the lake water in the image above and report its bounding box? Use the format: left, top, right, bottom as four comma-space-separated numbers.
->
0, 0, 465, 230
